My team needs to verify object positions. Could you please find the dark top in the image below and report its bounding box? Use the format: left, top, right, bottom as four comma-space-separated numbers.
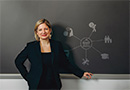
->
37, 52, 58, 90
15, 40, 84, 90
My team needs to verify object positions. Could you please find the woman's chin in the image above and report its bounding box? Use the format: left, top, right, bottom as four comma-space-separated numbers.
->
40, 37, 49, 40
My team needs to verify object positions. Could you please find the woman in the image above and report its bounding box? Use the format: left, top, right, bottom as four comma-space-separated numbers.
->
15, 19, 93, 90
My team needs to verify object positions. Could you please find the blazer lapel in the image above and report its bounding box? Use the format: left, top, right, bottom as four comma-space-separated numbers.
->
50, 39, 54, 64
34, 41, 42, 64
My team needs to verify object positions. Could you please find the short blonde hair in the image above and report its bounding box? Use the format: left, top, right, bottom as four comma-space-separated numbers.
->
34, 19, 52, 41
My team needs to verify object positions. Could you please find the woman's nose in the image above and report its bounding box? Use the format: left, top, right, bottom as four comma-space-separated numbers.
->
42, 30, 45, 33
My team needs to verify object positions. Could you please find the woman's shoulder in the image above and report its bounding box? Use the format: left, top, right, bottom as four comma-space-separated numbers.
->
50, 39, 61, 45
26, 40, 38, 45
26, 39, 62, 46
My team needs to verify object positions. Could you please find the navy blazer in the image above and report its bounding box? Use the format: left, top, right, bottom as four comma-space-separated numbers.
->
15, 39, 84, 90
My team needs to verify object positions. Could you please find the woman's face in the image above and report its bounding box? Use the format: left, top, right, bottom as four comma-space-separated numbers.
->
37, 23, 51, 40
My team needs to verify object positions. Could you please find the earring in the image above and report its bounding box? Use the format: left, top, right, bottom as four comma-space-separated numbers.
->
49, 31, 53, 39
49, 34, 52, 39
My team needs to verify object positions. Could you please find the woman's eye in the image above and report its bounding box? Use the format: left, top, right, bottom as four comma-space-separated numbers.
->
39, 29, 42, 31
45, 28, 48, 30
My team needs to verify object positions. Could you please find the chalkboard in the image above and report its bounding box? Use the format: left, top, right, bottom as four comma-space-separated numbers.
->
0, 0, 129, 74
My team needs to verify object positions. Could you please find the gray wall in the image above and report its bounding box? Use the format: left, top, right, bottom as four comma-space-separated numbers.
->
0, 0, 129, 74
1, 79, 130, 90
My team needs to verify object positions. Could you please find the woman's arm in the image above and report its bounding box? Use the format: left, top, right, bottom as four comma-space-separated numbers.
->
58, 42, 93, 79
14, 43, 29, 81
58, 42, 86, 78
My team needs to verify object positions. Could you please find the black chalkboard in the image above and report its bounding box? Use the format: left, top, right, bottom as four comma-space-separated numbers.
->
0, 0, 129, 74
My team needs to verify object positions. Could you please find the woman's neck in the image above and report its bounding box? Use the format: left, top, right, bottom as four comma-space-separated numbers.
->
40, 39, 50, 46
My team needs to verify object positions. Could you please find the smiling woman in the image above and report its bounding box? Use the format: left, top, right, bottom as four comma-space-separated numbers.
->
15, 18, 93, 90
34, 19, 52, 41
37, 23, 51, 39
34, 19, 52, 53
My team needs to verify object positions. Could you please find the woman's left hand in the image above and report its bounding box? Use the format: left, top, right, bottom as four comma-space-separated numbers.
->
83, 72, 93, 79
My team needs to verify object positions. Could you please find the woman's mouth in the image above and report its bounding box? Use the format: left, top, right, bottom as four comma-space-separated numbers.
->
41, 34, 47, 36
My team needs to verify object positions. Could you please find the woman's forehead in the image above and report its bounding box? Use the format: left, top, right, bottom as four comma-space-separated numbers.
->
38, 23, 49, 29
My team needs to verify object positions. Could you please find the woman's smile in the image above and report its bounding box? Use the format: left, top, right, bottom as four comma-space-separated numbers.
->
41, 34, 47, 36
36, 23, 52, 40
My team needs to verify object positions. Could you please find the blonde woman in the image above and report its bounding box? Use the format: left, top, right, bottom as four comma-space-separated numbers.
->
15, 19, 93, 90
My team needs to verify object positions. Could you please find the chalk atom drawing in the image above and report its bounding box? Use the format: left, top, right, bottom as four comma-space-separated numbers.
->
63, 22, 112, 66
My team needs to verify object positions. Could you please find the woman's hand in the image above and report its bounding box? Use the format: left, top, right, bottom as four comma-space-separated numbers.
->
83, 72, 93, 79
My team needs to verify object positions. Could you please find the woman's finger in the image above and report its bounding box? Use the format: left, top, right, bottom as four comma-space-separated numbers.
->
89, 73, 93, 76
88, 74, 91, 79
85, 75, 89, 79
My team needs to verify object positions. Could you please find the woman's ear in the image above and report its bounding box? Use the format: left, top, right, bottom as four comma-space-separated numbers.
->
50, 28, 52, 33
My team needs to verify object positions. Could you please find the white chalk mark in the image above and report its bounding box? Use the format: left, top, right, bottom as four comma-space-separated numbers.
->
92, 39, 104, 42
69, 45, 80, 51
73, 35, 81, 41
92, 46, 102, 54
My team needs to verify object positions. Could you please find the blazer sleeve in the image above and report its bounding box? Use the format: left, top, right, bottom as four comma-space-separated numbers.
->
58, 42, 85, 78
14, 43, 29, 81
